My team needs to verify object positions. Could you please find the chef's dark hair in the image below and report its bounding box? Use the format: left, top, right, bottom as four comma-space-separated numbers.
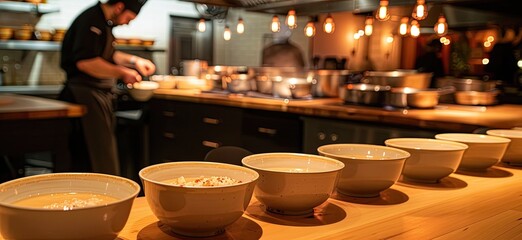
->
106, 0, 147, 14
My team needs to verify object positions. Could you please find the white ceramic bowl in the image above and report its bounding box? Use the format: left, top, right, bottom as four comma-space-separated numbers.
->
139, 162, 258, 237
317, 144, 410, 197
128, 81, 159, 101
241, 153, 344, 215
385, 138, 468, 183
150, 75, 176, 89
487, 129, 522, 166
435, 133, 510, 170
0, 173, 140, 240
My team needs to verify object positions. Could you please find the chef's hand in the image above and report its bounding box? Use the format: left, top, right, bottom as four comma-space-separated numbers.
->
134, 57, 156, 76
120, 67, 142, 87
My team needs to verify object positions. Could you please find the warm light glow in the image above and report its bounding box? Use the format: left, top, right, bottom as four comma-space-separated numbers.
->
354, 33, 361, 39
358, 29, 365, 36
412, 0, 428, 20
443, 38, 451, 45
286, 10, 297, 29
197, 19, 206, 32
484, 41, 491, 47
364, 17, 373, 36
223, 26, 231, 41
410, 20, 420, 37
440, 37, 447, 43
236, 18, 244, 34
482, 58, 489, 65
386, 35, 394, 43
271, 15, 280, 32
304, 21, 316, 37
434, 14, 448, 36
487, 36, 494, 42
323, 14, 335, 34
376, 0, 390, 21
518, 60, 522, 68
399, 17, 409, 36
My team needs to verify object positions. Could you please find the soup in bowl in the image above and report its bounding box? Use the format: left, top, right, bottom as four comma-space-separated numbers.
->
0, 173, 140, 240
318, 144, 410, 197
241, 153, 344, 216
139, 161, 259, 237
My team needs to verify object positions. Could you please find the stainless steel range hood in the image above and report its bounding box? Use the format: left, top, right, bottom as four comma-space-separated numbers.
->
181, 0, 522, 29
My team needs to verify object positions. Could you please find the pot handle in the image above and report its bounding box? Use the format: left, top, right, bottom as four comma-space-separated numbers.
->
437, 86, 456, 95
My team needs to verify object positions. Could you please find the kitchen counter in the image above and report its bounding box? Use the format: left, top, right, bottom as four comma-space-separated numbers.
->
0, 93, 85, 120
153, 89, 522, 131
118, 163, 522, 239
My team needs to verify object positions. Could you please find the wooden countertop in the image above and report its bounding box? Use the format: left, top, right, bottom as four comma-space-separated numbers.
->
0, 93, 86, 120
153, 89, 522, 131
118, 163, 522, 239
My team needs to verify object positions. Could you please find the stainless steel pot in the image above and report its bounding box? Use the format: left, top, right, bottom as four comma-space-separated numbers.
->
362, 71, 432, 89
386, 86, 455, 108
455, 90, 499, 105
344, 84, 391, 106
451, 78, 498, 92
310, 69, 351, 98
255, 75, 272, 94
272, 77, 312, 99
225, 74, 252, 93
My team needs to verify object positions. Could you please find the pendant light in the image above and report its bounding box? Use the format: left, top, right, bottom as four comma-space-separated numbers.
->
375, 0, 390, 21
197, 19, 206, 33
364, 17, 373, 36
412, 0, 428, 20
323, 14, 335, 34
304, 21, 316, 37
271, 15, 281, 32
399, 17, 409, 36
434, 14, 448, 36
410, 20, 420, 37
286, 10, 297, 29
223, 25, 231, 41
237, 18, 245, 34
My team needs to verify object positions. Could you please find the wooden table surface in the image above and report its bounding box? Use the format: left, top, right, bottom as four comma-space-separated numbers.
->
117, 163, 522, 240
0, 93, 85, 120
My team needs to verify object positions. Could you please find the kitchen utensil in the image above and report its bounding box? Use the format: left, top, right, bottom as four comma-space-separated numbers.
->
343, 83, 391, 106
311, 69, 351, 97
451, 78, 498, 91
272, 77, 312, 99
225, 74, 252, 93
386, 86, 455, 108
363, 71, 432, 89
455, 90, 499, 105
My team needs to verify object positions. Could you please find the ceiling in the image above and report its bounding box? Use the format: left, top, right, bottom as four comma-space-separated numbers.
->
181, 0, 522, 28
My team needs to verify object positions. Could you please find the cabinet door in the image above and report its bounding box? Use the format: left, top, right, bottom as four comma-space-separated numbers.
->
242, 109, 302, 153
302, 116, 438, 154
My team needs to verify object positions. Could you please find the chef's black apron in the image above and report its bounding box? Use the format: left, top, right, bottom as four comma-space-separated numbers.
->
58, 25, 120, 175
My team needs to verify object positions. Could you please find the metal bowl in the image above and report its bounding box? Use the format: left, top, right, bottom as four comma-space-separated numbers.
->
344, 83, 391, 106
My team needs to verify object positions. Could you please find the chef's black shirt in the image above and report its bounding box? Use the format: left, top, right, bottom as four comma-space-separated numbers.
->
60, 1, 116, 89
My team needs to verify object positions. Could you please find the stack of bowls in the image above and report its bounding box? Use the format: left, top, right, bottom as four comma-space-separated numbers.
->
317, 144, 410, 197
385, 138, 468, 183
435, 133, 510, 170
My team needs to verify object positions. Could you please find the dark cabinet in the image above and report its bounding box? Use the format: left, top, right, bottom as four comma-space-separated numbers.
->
302, 116, 439, 154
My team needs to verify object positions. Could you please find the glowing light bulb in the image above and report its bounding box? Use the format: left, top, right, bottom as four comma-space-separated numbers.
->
376, 0, 390, 21
410, 20, 420, 37
353, 33, 361, 39
482, 58, 489, 65
323, 14, 335, 34
487, 36, 494, 42
236, 18, 244, 34
304, 21, 316, 37
399, 17, 409, 36
286, 10, 297, 29
364, 17, 373, 36
412, 0, 428, 20
197, 19, 206, 32
271, 15, 280, 32
440, 37, 447, 43
386, 35, 394, 43
223, 26, 231, 41
434, 14, 448, 36
484, 41, 491, 47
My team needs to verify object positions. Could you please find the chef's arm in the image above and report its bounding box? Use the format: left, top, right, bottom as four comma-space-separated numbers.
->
77, 57, 142, 84
113, 51, 156, 76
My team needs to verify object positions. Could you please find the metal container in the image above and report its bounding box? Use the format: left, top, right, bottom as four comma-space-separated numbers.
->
386, 86, 455, 108
225, 74, 252, 93
255, 75, 272, 94
344, 83, 391, 106
362, 71, 432, 89
451, 78, 498, 92
272, 77, 312, 99
310, 69, 351, 98
455, 90, 499, 105
180, 60, 208, 77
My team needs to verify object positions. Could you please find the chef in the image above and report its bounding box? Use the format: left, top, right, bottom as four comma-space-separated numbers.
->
59, 0, 155, 175
262, 23, 306, 68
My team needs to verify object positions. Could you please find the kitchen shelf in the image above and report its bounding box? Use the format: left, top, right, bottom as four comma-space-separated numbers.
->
0, 40, 165, 52
0, 1, 59, 14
